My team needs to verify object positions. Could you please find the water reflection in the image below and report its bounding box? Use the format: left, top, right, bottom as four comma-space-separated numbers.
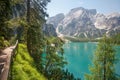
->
63, 42, 97, 79
63, 42, 119, 80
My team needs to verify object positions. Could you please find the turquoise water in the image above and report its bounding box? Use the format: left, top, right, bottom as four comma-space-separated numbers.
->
63, 42, 120, 80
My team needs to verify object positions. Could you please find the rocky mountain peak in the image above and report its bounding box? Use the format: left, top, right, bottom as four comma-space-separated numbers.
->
70, 7, 85, 12
47, 13, 64, 28
106, 12, 120, 19
88, 9, 97, 15
68, 7, 96, 17
47, 7, 120, 38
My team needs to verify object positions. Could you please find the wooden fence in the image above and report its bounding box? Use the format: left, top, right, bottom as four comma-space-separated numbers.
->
0, 40, 18, 80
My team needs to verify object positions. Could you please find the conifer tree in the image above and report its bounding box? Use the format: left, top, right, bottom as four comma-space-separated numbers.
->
0, 0, 12, 49
26, 0, 51, 71
85, 36, 118, 80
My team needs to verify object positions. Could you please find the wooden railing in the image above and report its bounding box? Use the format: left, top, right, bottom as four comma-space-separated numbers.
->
0, 40, 18, 80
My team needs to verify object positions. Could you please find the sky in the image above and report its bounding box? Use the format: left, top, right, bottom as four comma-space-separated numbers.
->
47, 0, 120, 17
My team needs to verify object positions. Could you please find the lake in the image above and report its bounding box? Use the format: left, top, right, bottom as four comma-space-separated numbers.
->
63, 42, 120, 80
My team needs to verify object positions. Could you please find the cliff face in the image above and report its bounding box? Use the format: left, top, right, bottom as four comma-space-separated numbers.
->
47, 7, 120, 38
47, 13, 65, 29
43, 24, 57, 37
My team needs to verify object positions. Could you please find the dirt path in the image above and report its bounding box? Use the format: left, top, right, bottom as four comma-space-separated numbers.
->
0, 40, 18, 80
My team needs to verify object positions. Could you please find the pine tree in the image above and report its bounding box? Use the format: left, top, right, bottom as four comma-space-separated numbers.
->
43, 37, 67, 79
26, 0, 51, 71
85, 36, 118, 80
0, 0, 12, 49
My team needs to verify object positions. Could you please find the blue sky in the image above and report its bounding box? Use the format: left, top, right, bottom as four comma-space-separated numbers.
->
47, 0, 120, 17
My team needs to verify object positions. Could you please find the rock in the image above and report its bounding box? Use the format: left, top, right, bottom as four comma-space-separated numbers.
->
47, 13, 64, 29
43, 24, 57, 37
47, 7, 120, 38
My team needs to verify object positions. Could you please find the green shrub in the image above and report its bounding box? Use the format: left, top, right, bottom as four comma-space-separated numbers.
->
11, 44, 46, 80
0, 37, 10, 49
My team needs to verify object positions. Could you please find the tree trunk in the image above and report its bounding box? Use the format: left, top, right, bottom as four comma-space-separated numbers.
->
27, 0, 30, 23
103, 54, 106, 80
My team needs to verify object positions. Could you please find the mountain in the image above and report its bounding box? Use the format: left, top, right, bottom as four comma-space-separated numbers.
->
47, 7, 120, 39
47, 13, 64, 29
42, 24, 57, 37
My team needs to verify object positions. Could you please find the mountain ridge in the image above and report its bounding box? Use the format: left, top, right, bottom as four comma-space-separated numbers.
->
47, 7, 120, 39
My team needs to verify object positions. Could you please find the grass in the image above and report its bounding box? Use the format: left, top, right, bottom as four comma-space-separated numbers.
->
11, 44, 46, 80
